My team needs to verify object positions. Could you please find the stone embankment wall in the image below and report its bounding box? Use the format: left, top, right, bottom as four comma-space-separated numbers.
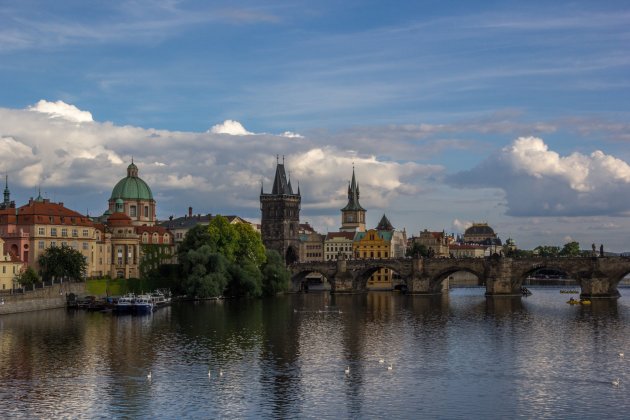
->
0, 282, 86, 315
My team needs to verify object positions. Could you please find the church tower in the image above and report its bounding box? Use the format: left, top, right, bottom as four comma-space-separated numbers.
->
260, 157, 301, 264
340, 167, 366, 232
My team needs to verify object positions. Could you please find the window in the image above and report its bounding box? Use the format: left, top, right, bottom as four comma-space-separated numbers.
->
50, 241, 56, 247
144, 206, 149, 217
62, 242, 68, 247
50, 228, 57, 237
72, 229, 78, 237
2, 266, 5, 273
83, 242, 89, 250
38, 241, 44, 249
83, 229, 89, 237
130, 205, 137, 217
61, 228, 68, 237
38, 227, 45, 235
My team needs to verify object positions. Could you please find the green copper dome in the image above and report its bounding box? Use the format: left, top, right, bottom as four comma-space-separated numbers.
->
110, 162, 154, 201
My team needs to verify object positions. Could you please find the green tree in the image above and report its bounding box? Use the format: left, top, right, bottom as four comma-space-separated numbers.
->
38, 244, 87, 281
233, 222, 266, 267
16, 266, 40, 286
182, 246, 230, 298
140, 244, 173, 279
261, 250, 290, 296
533, 245, 560, 257
406, 241, 428, 258
178, 216, 270, 298
560, 241, 581, 257
225, 259, 262, 298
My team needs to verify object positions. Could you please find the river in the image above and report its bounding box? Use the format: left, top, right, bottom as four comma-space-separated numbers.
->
1, 288, 629, 419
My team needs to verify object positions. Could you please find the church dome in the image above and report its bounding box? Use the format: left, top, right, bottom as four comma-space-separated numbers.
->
110, 162, 153, 201
464, 223, 495, 236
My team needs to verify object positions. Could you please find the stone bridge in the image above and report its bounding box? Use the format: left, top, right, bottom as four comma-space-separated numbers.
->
290, 256, 630, 298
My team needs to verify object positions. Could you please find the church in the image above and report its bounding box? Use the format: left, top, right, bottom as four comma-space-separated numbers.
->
0, 162, 173, 280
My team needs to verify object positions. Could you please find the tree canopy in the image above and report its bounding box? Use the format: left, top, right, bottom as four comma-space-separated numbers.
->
405, 241, 428, 258
178, 216, 290, 298
38, 244, 87, 281
560, 241, 581, 256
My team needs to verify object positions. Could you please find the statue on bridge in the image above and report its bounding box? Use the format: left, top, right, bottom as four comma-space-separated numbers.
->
592, 243, 597, 257
600, 244, 604, 257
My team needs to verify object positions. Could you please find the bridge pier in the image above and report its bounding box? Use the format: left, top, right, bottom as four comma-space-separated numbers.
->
485, 257, 521, 297
579, 276, 620, 299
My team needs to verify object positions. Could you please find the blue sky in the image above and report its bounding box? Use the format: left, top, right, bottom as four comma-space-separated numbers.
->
1, 0, 630, 250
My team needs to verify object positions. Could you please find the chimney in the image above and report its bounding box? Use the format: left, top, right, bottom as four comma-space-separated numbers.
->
188, 207, 193, 217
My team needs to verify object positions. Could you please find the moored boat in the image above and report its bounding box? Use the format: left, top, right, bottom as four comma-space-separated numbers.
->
114, 294, 135, 314
133, 294, 154, 314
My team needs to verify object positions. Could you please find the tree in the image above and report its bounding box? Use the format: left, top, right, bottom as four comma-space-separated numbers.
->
406, 241, 428, 258
533, 245, 560, 257
181, 246, 229, 298
261, 250, 290, 296
225, 259, 262, 298
140, 244, 173, 279
560, 241, 581, 257
38, 244, 87, 281
16, 266, 39, 286
178, 216, 270, 298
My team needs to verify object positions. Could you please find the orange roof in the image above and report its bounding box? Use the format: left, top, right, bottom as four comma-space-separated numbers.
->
137, 226, 171, 235
107, 212, 133, 226
325, 232, 355, 240
17, 199, 93, 227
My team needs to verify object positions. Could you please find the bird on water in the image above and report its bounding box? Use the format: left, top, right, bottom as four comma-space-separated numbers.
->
612, 378, 621, 387
147, 371, 152, 380
344, 366, 350, 375
388, 363, 393, 371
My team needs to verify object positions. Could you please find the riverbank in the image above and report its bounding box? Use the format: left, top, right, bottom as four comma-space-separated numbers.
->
0, 282, 85, 315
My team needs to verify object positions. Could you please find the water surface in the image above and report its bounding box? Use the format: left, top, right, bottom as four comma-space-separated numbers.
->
1, 288, 629, 419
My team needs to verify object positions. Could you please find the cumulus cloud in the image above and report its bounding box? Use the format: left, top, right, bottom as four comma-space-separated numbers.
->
448, 136, 630, 217
28, 100, 93, 123
0, 102, 442, 234
452, 219, 472, 232
209, 119, 253, 135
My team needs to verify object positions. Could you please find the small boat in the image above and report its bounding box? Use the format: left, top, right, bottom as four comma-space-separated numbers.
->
114, 294, 135, 314
566, 298, 580, 305
134, 294, 155, 314
580, 299, 592, 305
521, 287, 532, 296
150, 291, 170, 308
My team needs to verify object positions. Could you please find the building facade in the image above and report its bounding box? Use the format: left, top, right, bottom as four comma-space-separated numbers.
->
354, 228, 394, 290
0, 238, 23, 290
340, 167, 366, 232
324, 232, 356, 261
107, 161, 156, 226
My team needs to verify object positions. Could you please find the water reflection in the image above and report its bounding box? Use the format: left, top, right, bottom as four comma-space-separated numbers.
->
1, 288, 629, 418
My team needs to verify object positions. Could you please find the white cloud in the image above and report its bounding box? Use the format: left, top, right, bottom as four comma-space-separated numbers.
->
448, 136, 630, 217
28, 100, 94, 123
209, 119, 253, 135
452, 219, 472, 232
281, 131, 304, 138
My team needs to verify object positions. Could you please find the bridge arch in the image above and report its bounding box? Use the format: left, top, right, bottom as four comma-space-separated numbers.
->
290, 268, 331, 292
354, 261, 408, 291
431, 267, 486, 290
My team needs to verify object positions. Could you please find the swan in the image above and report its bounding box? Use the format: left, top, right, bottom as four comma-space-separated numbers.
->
344, 366, 350, 375
387, 363, 393, 371
619, 352, 624, 358
147, 371, 152, 380
612, 378, 621, 387
208, 369, 212, 378
219, 369, 224, 377
379, 359, 385, 364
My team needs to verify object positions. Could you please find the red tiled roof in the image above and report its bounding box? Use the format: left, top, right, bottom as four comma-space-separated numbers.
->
17, 199, 93, 227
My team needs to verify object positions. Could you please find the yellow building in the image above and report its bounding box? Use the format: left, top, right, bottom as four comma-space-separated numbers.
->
0, 238, 22, 291
353, 227, 394, 290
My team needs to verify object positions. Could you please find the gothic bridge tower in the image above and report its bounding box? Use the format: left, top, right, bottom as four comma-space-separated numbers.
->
340, 166, 366, 232
260, 157, 301, 264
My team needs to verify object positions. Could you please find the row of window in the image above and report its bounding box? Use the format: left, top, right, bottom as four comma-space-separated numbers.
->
305, 252, 322, 258
38, 227, 91, 238
38, 241, 90, 250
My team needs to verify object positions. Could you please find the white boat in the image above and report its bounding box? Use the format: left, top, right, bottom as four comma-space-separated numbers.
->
114, 294, 135, 314
134, 294, 154, 314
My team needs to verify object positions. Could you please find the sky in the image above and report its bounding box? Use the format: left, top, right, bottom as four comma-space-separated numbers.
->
1, 0, 630, 251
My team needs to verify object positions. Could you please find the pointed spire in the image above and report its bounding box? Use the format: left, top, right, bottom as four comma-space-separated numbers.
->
297, 181, 301, 196
35, 186, 44, 202
376, 213, 394, 231
342, 166, 365, 211
3, 174, 10, 206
